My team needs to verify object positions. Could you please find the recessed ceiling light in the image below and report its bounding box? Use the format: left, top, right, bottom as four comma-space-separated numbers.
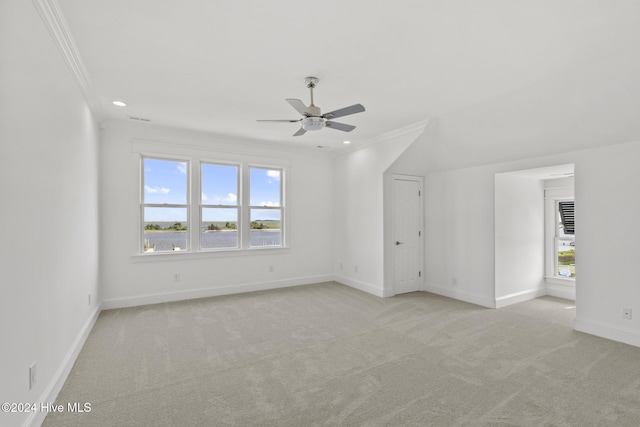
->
343, 140, 351, 144
112, 100, 127, 107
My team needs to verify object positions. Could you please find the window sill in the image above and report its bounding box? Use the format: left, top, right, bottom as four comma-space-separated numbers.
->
131, 246, 290, 262
544, 276, 575, 286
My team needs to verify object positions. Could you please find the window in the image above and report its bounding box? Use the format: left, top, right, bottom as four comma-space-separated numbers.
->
249, 167, 283, 247
139, 155, 285, 255
142, 157, 189, 253
545, 184, 575, 280
201, 163, 239, 249
555, 200, 575, 278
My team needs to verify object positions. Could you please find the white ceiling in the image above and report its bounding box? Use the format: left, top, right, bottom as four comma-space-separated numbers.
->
56, 0, 640, 157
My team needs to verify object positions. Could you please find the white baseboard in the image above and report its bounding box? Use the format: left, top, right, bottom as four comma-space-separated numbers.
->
101, 275, 335, 310
545, 282, 576, 301
423, 283, 495, 308
575, 317, 640, 348
25, 305, 101, 427
334, 275, 386, 298
495, 287, 547, 308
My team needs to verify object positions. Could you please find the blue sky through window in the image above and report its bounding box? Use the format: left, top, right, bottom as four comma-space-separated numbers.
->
143, 159, 282, 222
143, 158, 187, 205
250, 168, 281, 222
250, 168, 280, 207
202, 163, 237, 206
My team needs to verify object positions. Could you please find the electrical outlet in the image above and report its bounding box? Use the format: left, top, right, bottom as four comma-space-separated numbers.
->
173, 273, 181, 282
29, 363, 36, 390
623, 308, 632, 320
354, 265, 358, 273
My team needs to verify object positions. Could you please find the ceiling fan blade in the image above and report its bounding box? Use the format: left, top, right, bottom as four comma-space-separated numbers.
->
257, 119, 301, 122
322, 104, 365, 120
286, 99, 309, 116
325, 121, 355, 132
293, 127, 306, 136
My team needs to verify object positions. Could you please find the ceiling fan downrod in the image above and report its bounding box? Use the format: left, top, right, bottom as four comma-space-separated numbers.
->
305, 76, 319, 107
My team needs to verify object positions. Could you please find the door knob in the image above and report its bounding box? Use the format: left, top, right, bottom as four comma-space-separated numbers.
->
395, 241, 404, 245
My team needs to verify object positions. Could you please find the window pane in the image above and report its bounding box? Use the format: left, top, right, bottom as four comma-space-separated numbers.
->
201, 163, 238, 205
250, 167, 280, 207
143, 158, 187, 204
250, 209, 281, 247
143, 207, 187, 252
557, 241, 575, 277
557, 212, 570, 237
558, 201, 575, 235
201, 208, 238, 249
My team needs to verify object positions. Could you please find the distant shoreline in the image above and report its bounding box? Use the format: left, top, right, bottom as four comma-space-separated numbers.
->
145, 229, 280, 233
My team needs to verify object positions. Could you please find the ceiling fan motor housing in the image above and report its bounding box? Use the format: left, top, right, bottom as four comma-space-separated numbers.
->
301, 116, 325, 131
257, 76, 364, 136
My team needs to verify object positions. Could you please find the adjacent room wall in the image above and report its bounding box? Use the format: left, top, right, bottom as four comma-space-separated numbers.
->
494, 174, 545, 307
99, 123, 335, 307
0, 1, 100, 426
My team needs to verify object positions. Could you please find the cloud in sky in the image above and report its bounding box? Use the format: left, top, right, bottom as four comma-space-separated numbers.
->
203, 193, 237, 204
266, 169, 281, 184
176, 163, 187, 175
145, 185, 170, 194
259, 201, 279, 207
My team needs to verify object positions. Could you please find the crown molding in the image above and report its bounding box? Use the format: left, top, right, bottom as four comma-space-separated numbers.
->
31, 0, 104, 121
373, 118, 432, 143
335, 118, 433, 157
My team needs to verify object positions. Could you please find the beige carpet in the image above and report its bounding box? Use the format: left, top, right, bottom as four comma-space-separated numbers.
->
43, 282, 640, 426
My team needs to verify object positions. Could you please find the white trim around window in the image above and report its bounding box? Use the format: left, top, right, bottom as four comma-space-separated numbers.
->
544, 186, 575, 282
132, 144, 289, 260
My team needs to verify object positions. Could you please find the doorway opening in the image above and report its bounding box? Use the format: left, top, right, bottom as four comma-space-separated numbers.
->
494, 164, 575, 309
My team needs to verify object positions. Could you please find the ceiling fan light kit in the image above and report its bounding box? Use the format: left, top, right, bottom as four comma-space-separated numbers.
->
301, 116, 325, 131
257, 76, 365, 136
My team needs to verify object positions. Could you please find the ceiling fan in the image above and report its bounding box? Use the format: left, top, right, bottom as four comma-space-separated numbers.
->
257, 77, 365, 136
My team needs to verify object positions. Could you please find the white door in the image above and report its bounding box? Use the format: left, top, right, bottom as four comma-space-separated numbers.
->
392, 175, 424, 294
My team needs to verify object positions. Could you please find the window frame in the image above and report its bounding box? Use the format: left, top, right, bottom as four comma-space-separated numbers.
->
137, 151, 287, 258
247, 165, 285, 249
554, 200, 575, 279
199, 161, 242, 252
544, 186, 575, 282
140, 155, 191, 253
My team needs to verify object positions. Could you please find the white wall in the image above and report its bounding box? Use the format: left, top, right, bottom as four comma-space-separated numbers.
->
574, 142, 640, 347
494, 174, 545, 307
424, 165, 499, 307
99, 123, 335, 307
0, 1, 100, 426
333, 122, 429, 297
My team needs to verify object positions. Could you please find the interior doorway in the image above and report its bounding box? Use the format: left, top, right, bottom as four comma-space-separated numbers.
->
494, 164, 575, 308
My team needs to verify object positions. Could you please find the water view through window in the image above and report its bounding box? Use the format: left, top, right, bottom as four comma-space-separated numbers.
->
141, 157, 284, 253
144, 224, 281, 251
